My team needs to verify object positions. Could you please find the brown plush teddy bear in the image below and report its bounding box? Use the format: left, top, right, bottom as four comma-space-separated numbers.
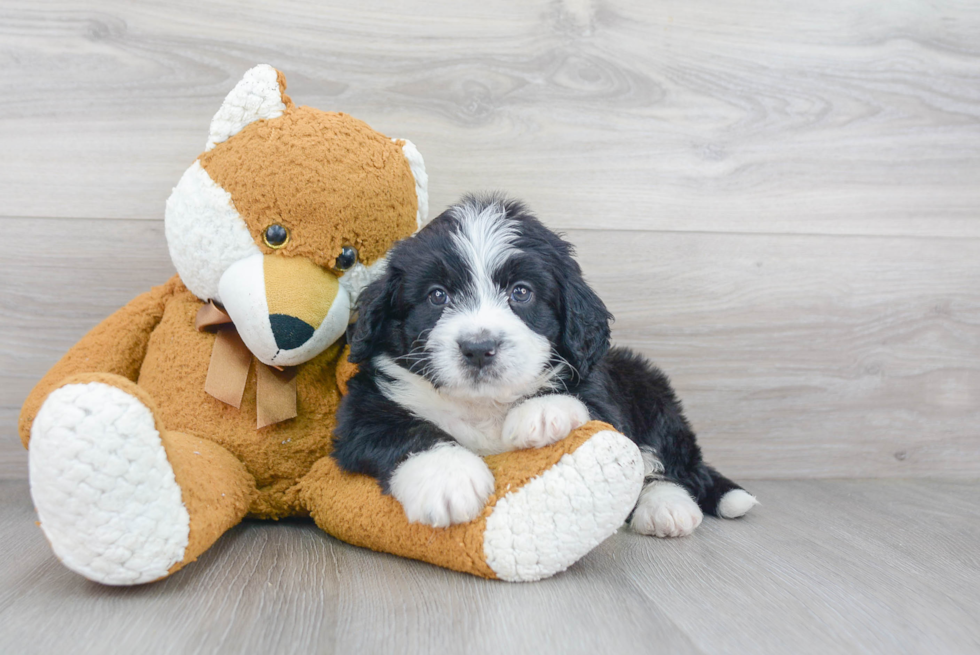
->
19, 65, 643, 584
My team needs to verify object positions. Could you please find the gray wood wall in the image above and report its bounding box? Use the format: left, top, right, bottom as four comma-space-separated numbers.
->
2, 0, 978, 480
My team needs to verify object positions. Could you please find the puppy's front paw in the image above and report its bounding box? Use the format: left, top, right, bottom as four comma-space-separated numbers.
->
630, 482, 703, 538
389, 442, 495, 528
501, 395, 591, 450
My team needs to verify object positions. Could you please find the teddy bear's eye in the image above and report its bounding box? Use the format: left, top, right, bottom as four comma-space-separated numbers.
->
263, 224, 289, 249
335, 246, 358, 271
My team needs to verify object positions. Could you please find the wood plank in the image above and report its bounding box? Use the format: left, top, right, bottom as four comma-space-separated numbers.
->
594, 479, 980, 655
325, 532, 699, 654
1, 0, 979, 236
0, 480, 700, 655
3, 479, 979, 654
0, 481, 344, 654
578, 228, 980, 479
0, 218, 174, 479
2, 217, 977, 480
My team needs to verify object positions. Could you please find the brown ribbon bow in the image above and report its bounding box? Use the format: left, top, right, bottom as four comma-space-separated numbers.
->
195, 302, 298, 429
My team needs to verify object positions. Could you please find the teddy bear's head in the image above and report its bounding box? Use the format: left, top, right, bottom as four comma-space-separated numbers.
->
165, 65, 427, 367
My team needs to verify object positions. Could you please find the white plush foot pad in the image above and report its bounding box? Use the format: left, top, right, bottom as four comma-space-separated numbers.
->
29, 382, 190, 585
483, 430, 644, 582
630, 481, 704, 538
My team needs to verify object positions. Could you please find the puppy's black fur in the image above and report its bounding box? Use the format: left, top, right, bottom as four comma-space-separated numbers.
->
333, 195, 746, 517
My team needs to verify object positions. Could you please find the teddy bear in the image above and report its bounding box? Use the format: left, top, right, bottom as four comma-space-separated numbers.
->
19, 65, 644, 585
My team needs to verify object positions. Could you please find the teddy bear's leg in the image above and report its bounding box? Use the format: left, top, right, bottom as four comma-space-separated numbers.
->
28, 374, 256, 585
299, 421, 644, 582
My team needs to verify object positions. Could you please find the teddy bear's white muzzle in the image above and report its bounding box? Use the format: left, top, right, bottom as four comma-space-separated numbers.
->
218, 253, 350, 367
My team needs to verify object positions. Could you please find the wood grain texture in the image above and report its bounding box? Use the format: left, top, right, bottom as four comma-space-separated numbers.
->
0, 218, 174, 478
1, 0, 979, 236
4, 3, 979, 652
3, 218, 977, 479
2, 479, 979, 654
583, 229, 980, 478
2, 1, 979, 480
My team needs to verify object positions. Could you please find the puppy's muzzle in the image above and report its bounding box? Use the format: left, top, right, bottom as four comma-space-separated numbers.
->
459, 337, 499, 370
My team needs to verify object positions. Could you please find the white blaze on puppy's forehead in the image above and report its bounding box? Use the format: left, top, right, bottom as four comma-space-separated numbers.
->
449, 200, 519, 305
206, 64, 287, 151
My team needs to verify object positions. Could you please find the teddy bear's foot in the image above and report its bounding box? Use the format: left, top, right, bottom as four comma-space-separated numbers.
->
482, 429, 644, 581
29, 381, 191, 585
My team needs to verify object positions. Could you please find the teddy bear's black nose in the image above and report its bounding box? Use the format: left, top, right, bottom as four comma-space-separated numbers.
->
269, 314, 315, 351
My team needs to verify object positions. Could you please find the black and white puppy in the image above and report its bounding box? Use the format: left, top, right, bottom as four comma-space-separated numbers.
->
332, 195, 758, 536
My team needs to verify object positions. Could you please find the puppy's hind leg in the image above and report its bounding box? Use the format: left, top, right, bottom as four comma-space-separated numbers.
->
629, 447, 703, 538
669, 458, 759, 520
628, 448, 758, 537
702, 465, 759, 519
602, 348, 757, 532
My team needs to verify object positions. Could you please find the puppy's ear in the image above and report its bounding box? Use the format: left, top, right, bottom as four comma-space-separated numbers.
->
347, 270, 401, 364
558, 265, 612, 379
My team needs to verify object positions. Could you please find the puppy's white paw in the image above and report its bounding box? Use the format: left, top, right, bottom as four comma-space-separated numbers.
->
501, 395, 590, 450
630, 481, 703, 538
389, 442, 495, 528
718, 489, 759, 518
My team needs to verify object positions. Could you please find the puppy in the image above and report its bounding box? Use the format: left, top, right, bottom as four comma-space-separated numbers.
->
332, 195, 758, 536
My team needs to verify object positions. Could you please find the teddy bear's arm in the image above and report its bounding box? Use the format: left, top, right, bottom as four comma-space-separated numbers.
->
18, 276, 182, 448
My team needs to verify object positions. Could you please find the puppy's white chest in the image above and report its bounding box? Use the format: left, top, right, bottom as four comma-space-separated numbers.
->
375, 356, 513, 455
374, 356, 591, 456
414, 394, 591, 455
432, 402, 511, 456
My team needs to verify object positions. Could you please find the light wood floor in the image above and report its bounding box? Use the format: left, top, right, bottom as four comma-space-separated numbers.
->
2, 0, 979, 652
3, 479, 979, 655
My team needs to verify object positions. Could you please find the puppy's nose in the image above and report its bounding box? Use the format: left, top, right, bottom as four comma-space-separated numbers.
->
459, 339, 498, 369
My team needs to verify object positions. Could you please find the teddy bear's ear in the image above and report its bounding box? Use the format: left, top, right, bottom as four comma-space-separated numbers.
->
393, 138, 429, 230
205, 64, 292, 151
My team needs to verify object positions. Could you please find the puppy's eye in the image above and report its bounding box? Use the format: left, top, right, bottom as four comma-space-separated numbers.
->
335, 246, 358, 271
263, 224, 289, 249
510, 285, 532, 303
428, 287, 450, 306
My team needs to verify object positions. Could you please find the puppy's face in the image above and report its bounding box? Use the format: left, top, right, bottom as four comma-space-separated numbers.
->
350, 197, 612, 403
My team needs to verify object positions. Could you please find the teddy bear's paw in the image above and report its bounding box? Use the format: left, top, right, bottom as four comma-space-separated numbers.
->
501, 395, 591, 451
483, 429, 644, 582
629, 481, 703, 538
389, 442, 495, 528
29, 382, 190, 585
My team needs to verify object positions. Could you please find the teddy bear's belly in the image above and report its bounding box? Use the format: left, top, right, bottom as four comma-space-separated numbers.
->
137, 291, 342, 518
